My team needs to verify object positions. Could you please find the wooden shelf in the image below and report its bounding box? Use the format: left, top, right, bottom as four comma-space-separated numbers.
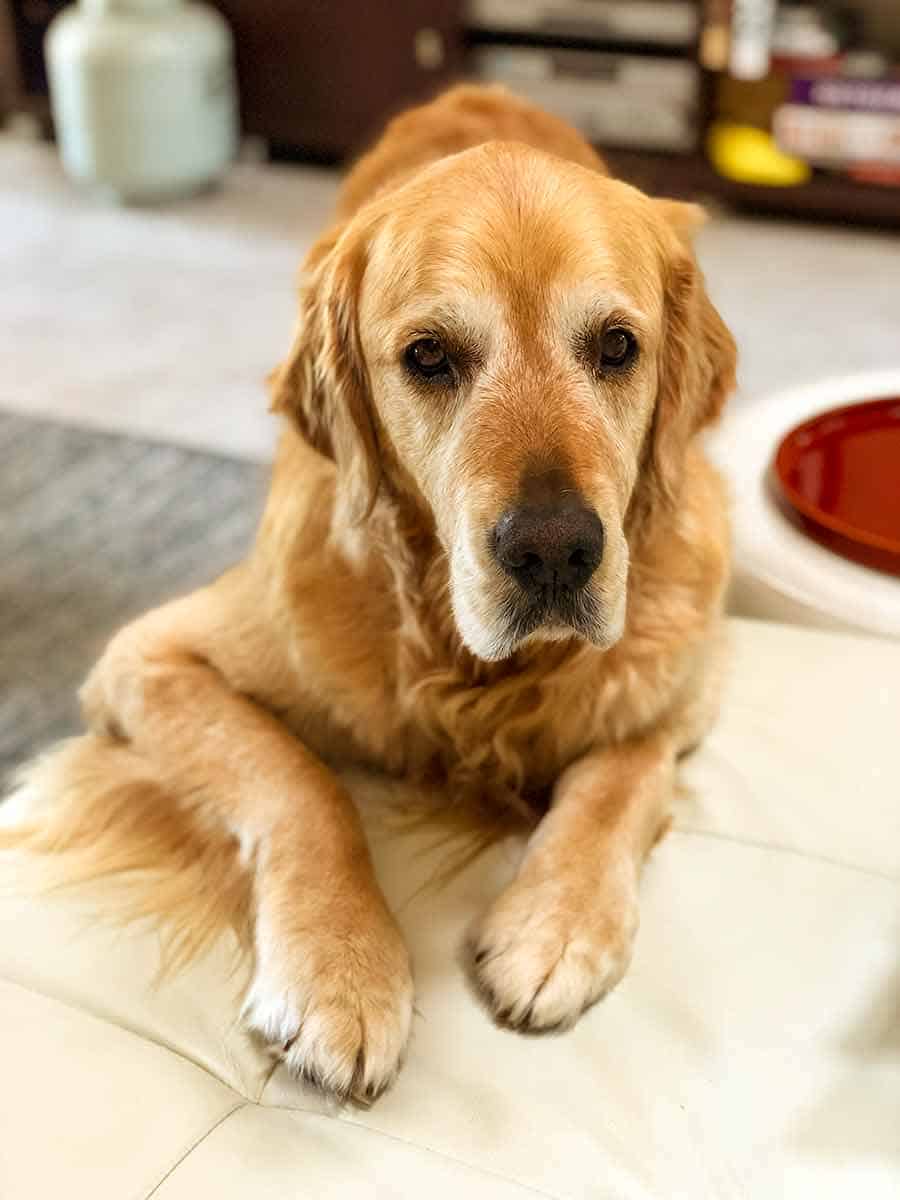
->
712, 170, 900, 228
602, 148, 718, 199
3, 0, 898, 228
603, 147, 900, 228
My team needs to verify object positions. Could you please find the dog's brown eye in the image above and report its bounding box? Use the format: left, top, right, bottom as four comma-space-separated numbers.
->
599, 327, 636, 369
406, 337, 450, 378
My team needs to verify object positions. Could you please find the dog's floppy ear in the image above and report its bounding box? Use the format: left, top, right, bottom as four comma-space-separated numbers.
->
270, 221, 380, 523
649, 199, 737, 505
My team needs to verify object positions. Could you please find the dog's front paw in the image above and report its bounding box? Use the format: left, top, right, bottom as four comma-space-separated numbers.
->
243, 910, 414, 1103
471, 863, 638, 1032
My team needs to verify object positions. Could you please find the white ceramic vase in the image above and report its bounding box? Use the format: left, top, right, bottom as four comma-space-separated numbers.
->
46, 0, 238, 203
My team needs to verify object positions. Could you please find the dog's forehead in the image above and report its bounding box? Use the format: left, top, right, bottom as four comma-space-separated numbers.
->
364, 149, 666, 323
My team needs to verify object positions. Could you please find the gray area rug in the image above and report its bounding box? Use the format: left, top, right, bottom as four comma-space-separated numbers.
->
1, 413, 267, 779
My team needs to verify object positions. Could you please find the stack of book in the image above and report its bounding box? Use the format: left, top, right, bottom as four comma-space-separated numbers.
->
701, 1, 900, 188
774, 76, 900, 183
465, 1, 702, 154
466, 1, 699, 47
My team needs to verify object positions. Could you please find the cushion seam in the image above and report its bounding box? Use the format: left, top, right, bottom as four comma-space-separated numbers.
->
671, 826, 898, 883
0, 975, 564, 1196
0, 974, 255, 1100
141, 1101, 247, 1200
262, 1103, 571, 1200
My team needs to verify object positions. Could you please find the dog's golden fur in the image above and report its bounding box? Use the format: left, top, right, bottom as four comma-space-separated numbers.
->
3, 86, 736, 1101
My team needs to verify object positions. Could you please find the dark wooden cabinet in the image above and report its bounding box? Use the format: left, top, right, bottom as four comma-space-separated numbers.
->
1, 0, 68, 121
12, 0, 65, 94
0, 0, 464, 152
210, 0, 464, 159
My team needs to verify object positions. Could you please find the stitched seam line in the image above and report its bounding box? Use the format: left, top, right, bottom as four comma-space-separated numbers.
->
671, 826, 898, 883
0, 974, 257, 1099
142, 1102, 247, 1200
256, 1054, 284, 1103
263, 1103, 570, 1200
0, 980, 567, 1195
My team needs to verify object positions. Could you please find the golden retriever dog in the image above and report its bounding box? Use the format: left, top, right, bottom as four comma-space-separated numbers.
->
4, 86, 736, 1102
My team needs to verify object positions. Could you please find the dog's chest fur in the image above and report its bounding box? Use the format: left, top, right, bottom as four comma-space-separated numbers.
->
283, 575, 699, 815
397, 643, 684, 812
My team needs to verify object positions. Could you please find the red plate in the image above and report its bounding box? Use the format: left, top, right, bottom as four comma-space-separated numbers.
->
770, 397, 900, 577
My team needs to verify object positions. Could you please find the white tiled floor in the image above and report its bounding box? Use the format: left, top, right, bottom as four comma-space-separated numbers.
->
3, 136, 899, 460
2, 139, 337, 460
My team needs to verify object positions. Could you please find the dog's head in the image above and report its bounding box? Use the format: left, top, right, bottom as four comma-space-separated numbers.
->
273, 143, 735, 662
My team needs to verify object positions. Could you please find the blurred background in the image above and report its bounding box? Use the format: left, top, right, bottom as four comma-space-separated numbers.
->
3, 0, 899, 443
5, 1, 900, 215
2, 1, 899, 442
1, 1, 899, 768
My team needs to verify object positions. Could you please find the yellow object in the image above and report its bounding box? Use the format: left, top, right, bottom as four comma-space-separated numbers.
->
707, 122, 812, 187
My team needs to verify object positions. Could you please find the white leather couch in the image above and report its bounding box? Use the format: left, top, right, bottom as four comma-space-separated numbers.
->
2, 617, 898, 1199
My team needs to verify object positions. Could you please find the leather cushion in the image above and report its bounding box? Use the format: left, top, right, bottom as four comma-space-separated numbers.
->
1, 618, 898, 1199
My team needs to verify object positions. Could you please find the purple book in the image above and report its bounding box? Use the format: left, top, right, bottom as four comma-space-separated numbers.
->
790, 76, 900, 115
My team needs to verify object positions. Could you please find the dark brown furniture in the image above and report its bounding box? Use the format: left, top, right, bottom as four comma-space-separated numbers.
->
0, 0, 465, 151
211, 0, 464, 160
2, 0, 898, 225
1, 0, 67, 123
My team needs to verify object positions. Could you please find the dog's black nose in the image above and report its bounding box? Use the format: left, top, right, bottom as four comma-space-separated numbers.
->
493, 502, 604, 594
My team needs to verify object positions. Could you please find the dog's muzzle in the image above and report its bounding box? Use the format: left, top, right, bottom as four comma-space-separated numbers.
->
491, 498, 604, 638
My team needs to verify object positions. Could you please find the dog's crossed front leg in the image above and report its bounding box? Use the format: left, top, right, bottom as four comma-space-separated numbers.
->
471, 734, 675, 1031
81, 590, 413, 1102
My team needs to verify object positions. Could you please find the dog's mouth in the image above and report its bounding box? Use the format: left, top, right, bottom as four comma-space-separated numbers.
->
448, 531, 623, 662
498, 582, 605, 651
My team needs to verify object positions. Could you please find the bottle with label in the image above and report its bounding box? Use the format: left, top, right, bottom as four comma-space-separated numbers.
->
47, 0, 238, 203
